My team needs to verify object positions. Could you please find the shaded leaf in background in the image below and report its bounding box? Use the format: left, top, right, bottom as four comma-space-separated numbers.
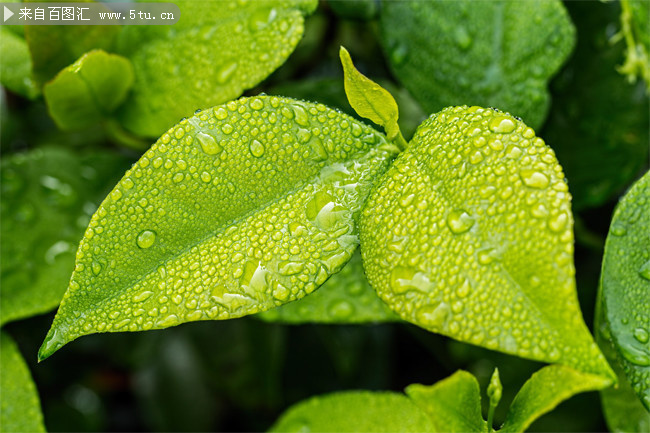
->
596, 170, 650, 410
543, 0, 649, 211
258, 251, 396, 324
0, 26, 39, 99
39, 96, 397, 360
0, 332, 46, 433
616, 0, 650, 87
116, 0, 317, 137
379, 0, 575, 130
269, 391, 434, 432
360, 105, 613, 380
0, 147, 132, 327
327, 0, 378, 22
43, 50, 134, 130
405, 370, 486, 433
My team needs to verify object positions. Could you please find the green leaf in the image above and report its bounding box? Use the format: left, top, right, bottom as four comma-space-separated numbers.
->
1, 147, 132, 327
616, 0, 650, 88
339, 46, 403, 145
116, 0, 317, 137
24, 0, 120, 85
359, 105, 614, 380
596, 170, 650, 410
0, 332, 46, 433
501, 365, 612, 432
43, 50, 134, 130
38, 96, 397, 361
269, 391, 435, 432
405, 370, 486, 433
257, 251, 396, 324
0, 27, 39, 99
379, 0, 575, 129
543, 0, 649, 211
328, 0, 378, 21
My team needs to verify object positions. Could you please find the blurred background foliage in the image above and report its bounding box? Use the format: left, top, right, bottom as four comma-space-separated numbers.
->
1, 0, 648, 431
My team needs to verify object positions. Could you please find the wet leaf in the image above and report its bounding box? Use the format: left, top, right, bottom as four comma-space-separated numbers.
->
38, 96, 397, 360
0, 27, 39, 99
596, 170, 650, 410
1, 147, 132, 327
44, 50, 134, 130
0, 332, 45, 433
257, 251, 396, 324
405, 370, 486, 433
116, 0, 317, 137
359, 105, 614, 380
380, 0, 575, 129
501, 365, 612, 432
269, 391, 434, 432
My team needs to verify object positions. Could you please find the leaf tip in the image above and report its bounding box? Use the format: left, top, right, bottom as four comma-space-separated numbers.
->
37, 326, 67, 362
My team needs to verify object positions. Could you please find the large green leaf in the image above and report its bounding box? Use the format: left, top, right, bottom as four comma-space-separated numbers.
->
116, 0, 317, 137
359, 105, 613, 380
269, 391, 434, 432
405, 371, 485, 433
1, 147, 132, 327
0, 332, 45, 433
258, 251, 396, 324
0, 27, 39, 99
44, 50, 134, 130
38, 96, 397, 360
379, 0, 575, 129
596, 170, 650, 410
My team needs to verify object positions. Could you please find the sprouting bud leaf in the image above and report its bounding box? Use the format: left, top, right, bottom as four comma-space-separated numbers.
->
339, 46, 402, 143
487, 368, 502, 408
359, 105, 615, 381
38, 96, 397, 361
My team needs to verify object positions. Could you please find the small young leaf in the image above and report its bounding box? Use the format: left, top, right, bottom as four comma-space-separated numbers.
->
339, 47, 402, 145
596, 169, 650, 410
405, 371, 486, 433
269, 391, 435, 432
116, 0, 317, 137
0, 332, 46, 433
500, 365, 612, 432
0, 27, 39, 99
38, 96, 397, 360
359, 105, 614, 380
379, 0, 575, 129
1, 147, 132, 327
44, 50, 134, 130
257, 251, 396, 324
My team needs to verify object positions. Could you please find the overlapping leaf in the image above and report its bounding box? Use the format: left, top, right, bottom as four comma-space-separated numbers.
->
379, 0, 575, 129
0, 25, 39, 99
359, 105, 613, 380
1, 147, 132, 326
39, 96, 397, 360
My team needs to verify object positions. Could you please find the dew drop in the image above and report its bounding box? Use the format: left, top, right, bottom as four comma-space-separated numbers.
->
611, 223, 627, 236
638, 259, 650, 280
216, 62, 238, 84
136, 230, 156, 249
197, 132, 223, 155
389, 267, 431, 294
454, 26, 472, 50
292, 104, 309, 126
634, 327, 649, 344
249, 139, 265, 157
548, 212, 568, 232
390, 42, 408, 65
519, 170, 549, 189
328, 300, 354, 319
416, 302, 450, 329
133, 291, 154, 303
488, 116, 516, 133
91, 261, 103, 275
250, 98, 264, 110
214, 107, 228, 120
619, 341, 650, 366
446, 209, 475, 234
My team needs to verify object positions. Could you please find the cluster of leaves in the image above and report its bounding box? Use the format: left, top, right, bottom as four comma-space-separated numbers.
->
1, 0, 649, 432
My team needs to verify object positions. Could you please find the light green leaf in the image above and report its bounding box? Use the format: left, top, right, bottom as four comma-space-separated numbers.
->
1, 147, 132, 327
257, 251, 396, 324
339, 47, 403, 144
596, 170, 650, 410
0, 332, 46, 433
269, 391, 434, 432
38, 96, 397, 361
0, 27, 39, 99
43, 50, 134, 130
379, 0, 575, 129
501, 365, 612, 432
359, 105, 614, 380
116, 0, 317, 137
405, 370, 486, 433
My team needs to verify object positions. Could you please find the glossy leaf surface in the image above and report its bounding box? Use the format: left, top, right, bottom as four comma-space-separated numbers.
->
501, 365, 612, 432
1, 147, 132, 327
597, 170, 650, 409
0, 332, 45, 433
405, 370, 485, 433
380, 0, 575, 129
116, 0, 317, 137
39, 96, 396, 360
0, 27, 39, 99
44, 50, 134, 130
269, 391, 434, 432
360, 105, 613, 380
258, 251, 396, 324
